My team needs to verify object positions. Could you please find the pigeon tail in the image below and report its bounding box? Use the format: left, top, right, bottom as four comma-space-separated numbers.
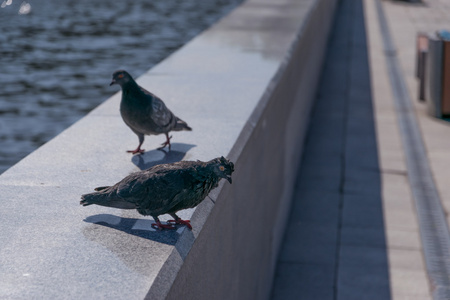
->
94, 186, 110, 191
80, 190, 136, 209
172, 117, 192, 131
80, 191, 109, 206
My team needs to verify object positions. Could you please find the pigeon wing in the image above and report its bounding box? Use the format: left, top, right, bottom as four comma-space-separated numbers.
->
114, 173, 149, 204
115, 167, 193, 214
140, 87, 175, 130
150, 97, 175, 130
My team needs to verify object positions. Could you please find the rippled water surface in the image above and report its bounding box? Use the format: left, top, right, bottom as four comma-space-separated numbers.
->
0, 0, 241, 174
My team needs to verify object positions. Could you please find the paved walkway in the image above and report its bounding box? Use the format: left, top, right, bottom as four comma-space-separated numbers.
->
270, 0, 450, 298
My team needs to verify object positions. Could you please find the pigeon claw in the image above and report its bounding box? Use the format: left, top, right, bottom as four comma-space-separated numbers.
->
157, 135, 172, 151
151, 221, 176, 230
167, 219, 192, 230
127, 148, 145, 155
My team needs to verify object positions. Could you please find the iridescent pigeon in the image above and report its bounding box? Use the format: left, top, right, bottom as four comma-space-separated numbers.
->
80, 157, 234, 230
110, 70, 192, 154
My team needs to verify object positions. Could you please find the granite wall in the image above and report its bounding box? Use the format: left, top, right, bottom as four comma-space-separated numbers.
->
147, 0, 337, 299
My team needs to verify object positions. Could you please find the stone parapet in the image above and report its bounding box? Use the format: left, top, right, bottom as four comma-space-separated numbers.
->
0, 0, 337, 298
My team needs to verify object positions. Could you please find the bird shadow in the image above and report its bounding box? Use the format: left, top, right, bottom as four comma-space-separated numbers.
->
131, 143, 196, 170
83, 213, 185, 245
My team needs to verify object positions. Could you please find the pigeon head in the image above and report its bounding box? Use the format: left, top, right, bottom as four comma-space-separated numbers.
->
110, 70, 133, 87
212, 156, 234, 184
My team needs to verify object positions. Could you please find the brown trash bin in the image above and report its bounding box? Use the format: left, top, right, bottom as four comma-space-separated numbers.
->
421, 31, 450, 118
416, 33, 428, 101
441, 40, 450, 116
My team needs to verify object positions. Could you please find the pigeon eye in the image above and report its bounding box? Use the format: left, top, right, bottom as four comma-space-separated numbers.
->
219, 166, 225, 172
118, 74, 124, 79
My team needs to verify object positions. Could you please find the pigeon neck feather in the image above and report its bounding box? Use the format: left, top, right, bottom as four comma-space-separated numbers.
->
121, 79, 140, 93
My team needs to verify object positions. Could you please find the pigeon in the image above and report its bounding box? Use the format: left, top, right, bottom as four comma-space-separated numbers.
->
80, 157, 234, 230
110, 70, 192, 154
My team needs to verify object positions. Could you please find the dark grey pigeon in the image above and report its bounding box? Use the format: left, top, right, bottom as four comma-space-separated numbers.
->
110, 70, 192, 154
80, 157, 234, 230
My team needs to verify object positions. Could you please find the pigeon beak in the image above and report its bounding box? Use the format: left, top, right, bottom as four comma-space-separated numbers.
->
109, 79, 116, 86
226, 175, 232, 184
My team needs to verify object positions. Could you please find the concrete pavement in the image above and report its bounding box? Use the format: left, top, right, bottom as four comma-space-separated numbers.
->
270, 0, 450, 298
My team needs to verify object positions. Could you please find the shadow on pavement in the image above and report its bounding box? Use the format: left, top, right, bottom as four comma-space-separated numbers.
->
83, 213, 185, 245
131, 143, 196, 170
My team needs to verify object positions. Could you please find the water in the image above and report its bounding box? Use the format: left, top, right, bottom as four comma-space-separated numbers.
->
0, 0, 241, 174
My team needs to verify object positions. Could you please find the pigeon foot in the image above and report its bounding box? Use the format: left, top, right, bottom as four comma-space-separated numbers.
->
157, 135, 172, 151
151, 220, 176, 230
127, 148, 145, 155
167, 219, 192, 230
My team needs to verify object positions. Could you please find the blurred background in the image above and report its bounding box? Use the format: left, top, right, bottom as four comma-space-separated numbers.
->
0, 0, 242, 174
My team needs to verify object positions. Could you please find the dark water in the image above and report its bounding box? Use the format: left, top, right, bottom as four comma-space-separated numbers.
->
0, 0, 241, 174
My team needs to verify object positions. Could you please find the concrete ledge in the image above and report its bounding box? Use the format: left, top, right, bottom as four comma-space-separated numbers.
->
0, 0, 336, 299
